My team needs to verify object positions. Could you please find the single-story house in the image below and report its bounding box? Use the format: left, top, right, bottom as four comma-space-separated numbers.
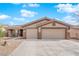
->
3, 17, 79, 39
5, 17, 79, 39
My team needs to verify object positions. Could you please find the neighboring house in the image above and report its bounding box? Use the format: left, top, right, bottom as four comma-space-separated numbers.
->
3, 17, 79, 39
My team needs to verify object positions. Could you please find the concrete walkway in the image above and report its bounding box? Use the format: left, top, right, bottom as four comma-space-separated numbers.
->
10, 39, 79, 56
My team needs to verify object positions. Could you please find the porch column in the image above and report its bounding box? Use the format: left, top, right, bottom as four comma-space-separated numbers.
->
38, 27, 42, 39
17, 29, 20, 37
7, 29, 12, 37
15, 30, 18, 37
23, 29, 26, 39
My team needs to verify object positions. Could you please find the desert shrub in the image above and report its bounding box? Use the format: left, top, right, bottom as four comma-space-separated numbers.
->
0, 25, 5, 39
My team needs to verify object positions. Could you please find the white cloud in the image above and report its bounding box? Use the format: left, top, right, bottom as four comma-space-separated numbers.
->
0, 15, 11, 20
12, 3, 21, 5
13, 17, 25, 21
22, 3, 40, 8
28, 3, 40, 7
56, 4, 79, 14
56, 4, 79, 25
63, 15, 79, 25
20, 9, 38, 17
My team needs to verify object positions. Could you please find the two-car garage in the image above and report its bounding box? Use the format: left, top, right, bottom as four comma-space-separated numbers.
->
22, 17, 69, 39
26, 27, 67, 39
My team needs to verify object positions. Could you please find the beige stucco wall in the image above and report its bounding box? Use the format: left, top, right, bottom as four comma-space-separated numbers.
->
26, 20, 48, 27
55, 23, 66, 27
42, 23, 53, 27
69, 29, 79, 39
42, 22, 66, 27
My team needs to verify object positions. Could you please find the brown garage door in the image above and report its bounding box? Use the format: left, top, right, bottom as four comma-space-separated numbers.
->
42, 28, 66, 39
26, 28, 37, 39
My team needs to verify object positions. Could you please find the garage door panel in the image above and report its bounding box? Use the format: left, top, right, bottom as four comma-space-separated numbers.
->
42, 29, 65, 39
26, 29, 37, 39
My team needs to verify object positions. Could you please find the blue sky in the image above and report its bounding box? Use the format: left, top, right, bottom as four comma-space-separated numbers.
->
0, 3, 79, 25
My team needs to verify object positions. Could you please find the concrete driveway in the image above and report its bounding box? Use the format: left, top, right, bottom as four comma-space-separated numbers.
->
10, 39, 79, 56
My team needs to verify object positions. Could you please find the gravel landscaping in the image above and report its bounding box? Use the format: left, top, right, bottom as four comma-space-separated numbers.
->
0, 39, 22, 56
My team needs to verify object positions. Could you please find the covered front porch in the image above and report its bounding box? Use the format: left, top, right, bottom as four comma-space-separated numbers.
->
5, 26, 26, 39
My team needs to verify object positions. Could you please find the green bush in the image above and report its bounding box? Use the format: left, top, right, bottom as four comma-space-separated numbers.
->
0, 29, 5, 37
0, 25, 5, 38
